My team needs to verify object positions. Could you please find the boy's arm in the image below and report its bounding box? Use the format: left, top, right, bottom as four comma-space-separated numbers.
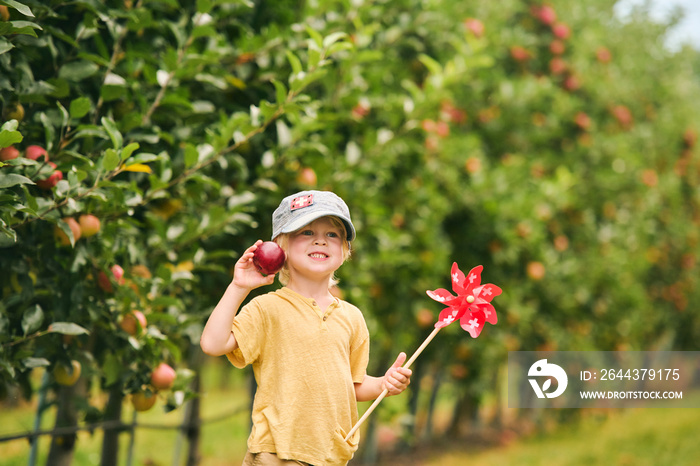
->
354, 352, 412, 402
200, 240, 275, 356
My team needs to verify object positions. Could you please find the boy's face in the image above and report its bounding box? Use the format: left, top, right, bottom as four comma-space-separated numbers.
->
286, 217, 345, 282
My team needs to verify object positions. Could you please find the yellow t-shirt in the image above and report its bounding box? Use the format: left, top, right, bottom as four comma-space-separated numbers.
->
227, 287, 370, 466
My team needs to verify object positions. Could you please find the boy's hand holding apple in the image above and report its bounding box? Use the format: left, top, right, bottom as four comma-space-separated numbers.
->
232, 240, 284, 290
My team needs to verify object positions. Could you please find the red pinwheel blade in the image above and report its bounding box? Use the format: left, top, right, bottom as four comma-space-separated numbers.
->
426, 288, 460, 306
463, 265, 483, 291
428, 263, 501, 337
451, 262, 467, 294
460, 309, 486, 338
474, 283, 502, 303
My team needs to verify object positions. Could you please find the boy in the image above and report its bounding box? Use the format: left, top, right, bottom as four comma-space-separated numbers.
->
200, 190, 412, 466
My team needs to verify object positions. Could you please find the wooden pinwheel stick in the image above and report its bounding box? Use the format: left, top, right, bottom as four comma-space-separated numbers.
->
344, 327, 442, 441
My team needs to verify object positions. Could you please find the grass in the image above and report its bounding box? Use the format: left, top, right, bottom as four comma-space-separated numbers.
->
2, 365, 699, 465
419, 403, 700, 466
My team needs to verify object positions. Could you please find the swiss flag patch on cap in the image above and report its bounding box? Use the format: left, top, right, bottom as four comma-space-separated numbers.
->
290, 194, 314, 211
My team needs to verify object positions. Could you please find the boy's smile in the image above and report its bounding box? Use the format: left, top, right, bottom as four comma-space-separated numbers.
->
287, 217, 345, 280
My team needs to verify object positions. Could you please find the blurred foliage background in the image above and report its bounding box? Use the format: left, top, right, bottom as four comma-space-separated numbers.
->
1, 0, 699, 464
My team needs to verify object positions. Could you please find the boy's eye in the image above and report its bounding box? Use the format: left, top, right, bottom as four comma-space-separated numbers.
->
300, 230, 314, 236
327, 232, 339, 238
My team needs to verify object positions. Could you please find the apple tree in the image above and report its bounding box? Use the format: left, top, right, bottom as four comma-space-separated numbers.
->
1, 0, 700, 461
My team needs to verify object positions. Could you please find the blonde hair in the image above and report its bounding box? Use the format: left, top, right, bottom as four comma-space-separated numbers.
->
273, 216, 352, 288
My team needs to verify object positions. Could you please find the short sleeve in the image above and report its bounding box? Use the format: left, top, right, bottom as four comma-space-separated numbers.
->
226, 299, 264, 368
349, 319, 370, 384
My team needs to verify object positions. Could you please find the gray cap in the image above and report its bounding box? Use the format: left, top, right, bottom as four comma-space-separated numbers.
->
272, 190, 356, 241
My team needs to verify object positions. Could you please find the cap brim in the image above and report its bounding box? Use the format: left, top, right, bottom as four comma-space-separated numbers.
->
276, 209, 355, 241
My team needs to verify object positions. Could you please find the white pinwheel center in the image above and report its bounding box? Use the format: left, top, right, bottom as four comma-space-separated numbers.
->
466, 295, 475, 303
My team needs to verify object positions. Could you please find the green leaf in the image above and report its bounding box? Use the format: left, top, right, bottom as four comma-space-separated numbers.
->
0, 173, 35, 188
191, 24, 216, 40
285, 50, 303, 76
103, 353, 122, 387
8, 21, 42, 38
56, 218, 77, 247
327, 41, 353, 56
196, 0, 213, 13
305, 25, 323, 49
21, 305, 43, 336
184, 144, 199, 168
102, 148, 120, 171
58, 60, 99, 81
47, 322, 90, 336
271, 79, 287, 105
0, 119, 19, 132
22, 357, 50, 369
121, 142, 140, 161
3, 0, 35, 17
418, 53, 443, 75
0, 128, 23, 148
129, 152, 160, 164
322, 31, 348, 48
101, 117, 123, 149
69, 97, 92, 119
0, 38, 14, 55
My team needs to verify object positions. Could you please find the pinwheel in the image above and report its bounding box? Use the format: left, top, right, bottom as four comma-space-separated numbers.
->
345, 263, 502, 441
427, 263, 501, 337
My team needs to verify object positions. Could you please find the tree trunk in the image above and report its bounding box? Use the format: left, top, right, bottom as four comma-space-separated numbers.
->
423, 367, 442, 440
46, 382, 80, 465
185, 355, 202, 466
100, 384, 124, 466
447, 390, 477, 437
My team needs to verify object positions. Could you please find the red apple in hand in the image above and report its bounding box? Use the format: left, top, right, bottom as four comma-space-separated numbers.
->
253, 241, 286, 275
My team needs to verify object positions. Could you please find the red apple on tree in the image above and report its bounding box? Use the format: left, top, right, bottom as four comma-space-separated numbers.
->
253, 241, 286, 275
574, 112, 592, 131
549, 40, 566, 55
79, 214, 101, 237
150, 363, 176, 390
527, 261, 546, 280
297, 167, 317, 187
97, 271, 113, 293
463, 18, 485, 38
119, 310, 147, 335
510, 46, 531, 62
111, 264, 125, 285
596, 46, 612, 63
532, 4, 557, 25
549, 58, 567, 75
55, 217, 82, 246
563, 75, 581, 91
611, 105, 633, 129
36, 162, 64, 190
415, 308, 434, 328
98, 264, 126, 293
0, 146, 20, 161
551, 22, 571, 40
25, 145, 49, 162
